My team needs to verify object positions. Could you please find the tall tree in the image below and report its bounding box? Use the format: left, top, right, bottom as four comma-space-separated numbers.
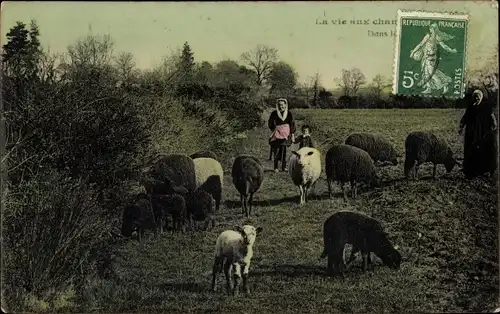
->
240, 44, 278, 86
370, 74, 390, 97
2, 20, 42, 79
178, 41, 195, 84
335, 68, 366, 96
114, 52, 137, 87
268, 61, 298, 97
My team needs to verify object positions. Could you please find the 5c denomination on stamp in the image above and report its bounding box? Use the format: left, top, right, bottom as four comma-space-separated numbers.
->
392, 10, 469, 99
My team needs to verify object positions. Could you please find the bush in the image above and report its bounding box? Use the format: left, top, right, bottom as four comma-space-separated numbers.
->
2, 172, 112, 310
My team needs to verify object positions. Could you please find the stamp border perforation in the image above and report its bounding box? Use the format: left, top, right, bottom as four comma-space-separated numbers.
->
391, 9, 470, 99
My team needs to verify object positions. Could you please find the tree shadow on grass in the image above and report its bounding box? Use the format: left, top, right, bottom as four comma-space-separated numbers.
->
252, 264, 327, 278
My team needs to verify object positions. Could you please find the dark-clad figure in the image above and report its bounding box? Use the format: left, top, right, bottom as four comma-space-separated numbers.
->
459, 89, 498, 179
294, 124, 315, 149
268, 98, 296, 172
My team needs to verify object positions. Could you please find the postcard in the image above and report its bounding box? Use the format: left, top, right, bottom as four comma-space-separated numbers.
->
1, 1, 498, 313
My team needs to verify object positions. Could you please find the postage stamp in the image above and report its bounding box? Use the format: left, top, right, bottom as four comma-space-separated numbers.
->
392, 10, 469, 98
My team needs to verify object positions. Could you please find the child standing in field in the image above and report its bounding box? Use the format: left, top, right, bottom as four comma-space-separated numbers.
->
268, 98, 296, 172
294, 124, 315, 149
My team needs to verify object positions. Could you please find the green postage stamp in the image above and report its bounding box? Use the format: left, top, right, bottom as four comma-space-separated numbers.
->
392, 10, 469, 98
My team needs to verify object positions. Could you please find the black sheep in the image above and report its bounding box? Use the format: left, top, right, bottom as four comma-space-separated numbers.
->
142, 154, 196, 231
186, 189, 216, 231
404, 131, 459, 180
153, 193, 187, 233
319, 211, 401, 277
121, 193, 158, 242
231, 155, 264, 217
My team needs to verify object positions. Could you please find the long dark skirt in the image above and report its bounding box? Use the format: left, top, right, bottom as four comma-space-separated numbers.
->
463, 129, 497, 178
270, 139, 288, 171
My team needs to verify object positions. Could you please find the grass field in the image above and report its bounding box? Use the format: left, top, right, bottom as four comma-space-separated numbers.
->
82, 109, 498, 313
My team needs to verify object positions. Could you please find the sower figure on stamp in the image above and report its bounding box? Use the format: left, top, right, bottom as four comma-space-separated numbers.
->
459, 89, 498, 179
410, 22, 457, 94
268, 98, 296, 172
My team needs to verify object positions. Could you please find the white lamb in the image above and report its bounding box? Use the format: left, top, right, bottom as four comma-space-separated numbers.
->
289, 146, 322, 205
211, 225, 263, 296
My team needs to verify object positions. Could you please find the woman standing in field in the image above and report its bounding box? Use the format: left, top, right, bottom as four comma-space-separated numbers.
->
410, 22, 457, 94
459, 89, 498, 179
268, 98, 296, 172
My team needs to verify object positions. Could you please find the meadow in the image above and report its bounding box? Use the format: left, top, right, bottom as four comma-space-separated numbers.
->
79, 108, 498, 313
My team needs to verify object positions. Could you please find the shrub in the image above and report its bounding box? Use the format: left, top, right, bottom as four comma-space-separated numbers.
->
2, 172, 112, 310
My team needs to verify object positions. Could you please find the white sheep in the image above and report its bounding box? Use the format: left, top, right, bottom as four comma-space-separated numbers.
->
211, 225, 263, 296
288, 147, 322, 205
193, 157, 224, 212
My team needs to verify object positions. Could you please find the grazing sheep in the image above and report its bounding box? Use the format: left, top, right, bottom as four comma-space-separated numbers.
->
121, 193, 157, 242
142, 154, 196, 231
211, 225, 263, 296
193, 157, 224, 212
325, 144, 382, 201
190, 150, 218, 160
320, 211, 401, 277
345, 132, 399, 166
404, 131, 459, 180
288, 147, 322, 205
186, 188, 216, 231
231, 155, 264, 217
152, 193, 187, 233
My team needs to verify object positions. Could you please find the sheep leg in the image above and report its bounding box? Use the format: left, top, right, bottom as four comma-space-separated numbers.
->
414, 164, 420, 180
432, 164, 437, 178
248, 193, 254, 216
240, 194, 245, 215
299, 185, 305, 205
211, 256, 224, 292
327, 179, 333, 199
242, 262, 251, 295
342, 183, 348, 202
232, 263, 242, 296
137, 228, 142, 243
310, 181, 317, 199
362, 251, 369, 272
304, 186, 309, 203
223, 259, 233, 295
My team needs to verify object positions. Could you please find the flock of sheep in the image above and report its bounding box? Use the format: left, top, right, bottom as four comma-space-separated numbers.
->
121, 129, 461, 295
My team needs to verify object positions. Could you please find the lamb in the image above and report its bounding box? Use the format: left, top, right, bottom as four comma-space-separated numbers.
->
152, 193, 187, 232
404, 131, 460, 180
319, 211, 401, 278
211, 225, 263, 296
193, 157, 224, 212
325, 144, 382, 201
231, 155, 264, 217
121, 193, 158, 242
142, 154, 196, 232
288, 147, 322, 205
345, 132, 399, 166
190, 150, 218, 160
186, 188, 216, 231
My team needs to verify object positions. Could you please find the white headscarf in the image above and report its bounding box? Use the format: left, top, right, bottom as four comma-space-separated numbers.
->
472, 89, 483, 106
276, 98, 288, 121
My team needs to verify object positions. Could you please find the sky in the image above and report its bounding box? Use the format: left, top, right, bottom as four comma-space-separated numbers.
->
1, 1, 498, 89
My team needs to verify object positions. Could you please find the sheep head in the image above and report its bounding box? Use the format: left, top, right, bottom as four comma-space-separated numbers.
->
234, 225, 262, 246
291, 147, 319, 168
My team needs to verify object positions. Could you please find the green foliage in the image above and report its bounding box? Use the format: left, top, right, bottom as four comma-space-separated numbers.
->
268, 61, 298, 97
